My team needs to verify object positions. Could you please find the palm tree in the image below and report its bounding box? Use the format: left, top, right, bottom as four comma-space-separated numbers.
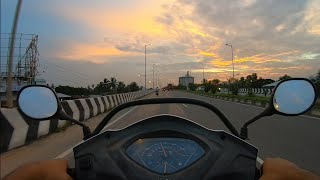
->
110, 77, 118, 93
117, 81, 126, 93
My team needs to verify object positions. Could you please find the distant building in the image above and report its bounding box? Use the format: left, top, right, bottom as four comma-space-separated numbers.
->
0, 74, 47, 106
179, 71, 194, 87
1, 72, 29, 105
35, 78, 47, 85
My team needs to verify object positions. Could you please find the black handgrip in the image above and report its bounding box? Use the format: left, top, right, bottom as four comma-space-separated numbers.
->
255, 166, 262, 180
67, 168, 77, 180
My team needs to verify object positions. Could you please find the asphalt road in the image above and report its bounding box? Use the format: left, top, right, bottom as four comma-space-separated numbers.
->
1, 90, 320, 178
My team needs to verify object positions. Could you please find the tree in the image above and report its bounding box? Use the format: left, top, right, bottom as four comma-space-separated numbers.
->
238, 77, 246, 88
279, 74, 292, 81
211, 79, 220, 94
212, 79, 220, 86
202, 78, 208, 84
203, 81, 211, 93
110, 77, 118, 93
228, 77, 240, 95
127, 82, 140, 92
188, 83, 197, 91
178, 84, 187, 90
55, 85, 90, 96
311, 70, 320, 96
117, 81, 127, 93
103, 78, 109, 84
246, 73, 258, 88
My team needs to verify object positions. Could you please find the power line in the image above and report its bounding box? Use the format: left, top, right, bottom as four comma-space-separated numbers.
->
39, 61, 92, 81
39, 56, 95, 79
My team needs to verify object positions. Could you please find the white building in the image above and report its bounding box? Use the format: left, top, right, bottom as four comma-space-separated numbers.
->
0, 74, 47, 104
179, 71, 194, 87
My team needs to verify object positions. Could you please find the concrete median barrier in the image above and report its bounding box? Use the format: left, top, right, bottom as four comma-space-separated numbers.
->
0, 90, 152, 153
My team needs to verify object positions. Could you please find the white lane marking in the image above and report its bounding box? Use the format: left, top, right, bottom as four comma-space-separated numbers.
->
55, 106, 138, 159
182, 104, 188, 107
55, 146, 75, 159
257, 157, 264, 165
212, 98, 320, 120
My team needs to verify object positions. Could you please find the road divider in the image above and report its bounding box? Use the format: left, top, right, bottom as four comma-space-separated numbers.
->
0, 90, 152, 153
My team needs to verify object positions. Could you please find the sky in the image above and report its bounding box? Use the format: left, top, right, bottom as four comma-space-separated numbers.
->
1, 0, 320, 87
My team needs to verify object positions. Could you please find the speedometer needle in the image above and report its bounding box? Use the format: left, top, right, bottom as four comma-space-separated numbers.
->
160, 143, 167, 157
164, 162, 167, 173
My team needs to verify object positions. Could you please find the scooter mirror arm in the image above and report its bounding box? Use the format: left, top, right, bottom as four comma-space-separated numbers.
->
240, 105, 274, 140
57, 110, 91, 139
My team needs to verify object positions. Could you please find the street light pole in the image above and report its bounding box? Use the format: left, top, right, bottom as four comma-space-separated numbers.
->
153, 64, 155, 89
6, 0, 23, 107
225, 44, 234, 79
199, 62, 205, 84
144, 44, 151, 90
203, 66, 204, 83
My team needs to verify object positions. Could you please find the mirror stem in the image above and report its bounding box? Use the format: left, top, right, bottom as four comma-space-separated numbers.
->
240, 106, 274, 140
58, 111, 91, 139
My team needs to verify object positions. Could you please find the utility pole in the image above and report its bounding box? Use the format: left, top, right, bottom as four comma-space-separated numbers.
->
144, 44, 151, 90
225, 43, 235, 79
6, 0, 23, 107
153, 64, 155, 89
145, 45, 146, 90
203, 67, 204, 83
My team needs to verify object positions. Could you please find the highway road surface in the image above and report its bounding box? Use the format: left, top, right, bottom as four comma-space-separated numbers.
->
1, 90, 320, 178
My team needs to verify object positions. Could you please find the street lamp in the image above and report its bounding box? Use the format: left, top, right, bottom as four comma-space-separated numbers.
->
225, 44, 235, 79
152, 63, 161, 89
153, 64, 155, 89
145, 44, 152, 90
199, 62, 205, 84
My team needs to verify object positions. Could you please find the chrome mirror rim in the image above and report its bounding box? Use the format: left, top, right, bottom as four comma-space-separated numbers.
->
17, 85, 62, 120
271, 78, 317, 116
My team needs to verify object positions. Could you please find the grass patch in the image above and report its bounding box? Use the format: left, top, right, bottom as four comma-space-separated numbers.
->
55, 121, 72, 132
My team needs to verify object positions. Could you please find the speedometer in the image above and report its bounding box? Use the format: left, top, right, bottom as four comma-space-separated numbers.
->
126, 138, 205, 174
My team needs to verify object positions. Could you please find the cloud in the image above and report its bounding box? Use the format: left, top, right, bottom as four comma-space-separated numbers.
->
155, 0, 320, 80
15, 0, 319, 86
50, 41, 140, 63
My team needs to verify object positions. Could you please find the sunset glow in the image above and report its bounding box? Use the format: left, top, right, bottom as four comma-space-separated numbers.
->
2, 0, 319, 86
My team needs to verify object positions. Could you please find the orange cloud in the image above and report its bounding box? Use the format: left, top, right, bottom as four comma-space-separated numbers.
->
304, 0, 320, 35
51, 1, 172, 38
212, 60, 232, 67
199, 51, 217, 57
55, 41, 138, 63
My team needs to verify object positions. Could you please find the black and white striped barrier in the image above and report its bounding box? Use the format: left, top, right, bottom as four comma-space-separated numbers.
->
226, 88, 272, 95
0, 90, 152, 153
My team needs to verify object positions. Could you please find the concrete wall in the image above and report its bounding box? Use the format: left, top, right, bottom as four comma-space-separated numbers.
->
0, 90, 152, 153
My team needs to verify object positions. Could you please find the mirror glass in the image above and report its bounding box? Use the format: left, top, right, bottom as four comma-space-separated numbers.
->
273, 80, 316, 115
18, 86, 59, 119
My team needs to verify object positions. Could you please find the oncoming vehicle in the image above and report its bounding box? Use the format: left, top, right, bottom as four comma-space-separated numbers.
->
15, 78, 318, 180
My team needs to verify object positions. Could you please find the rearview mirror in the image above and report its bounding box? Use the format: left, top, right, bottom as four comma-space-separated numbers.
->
17, 85, 92, 137
240, 78, 317, 140
273, 79, 317, 115
18, 85, 59, 120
